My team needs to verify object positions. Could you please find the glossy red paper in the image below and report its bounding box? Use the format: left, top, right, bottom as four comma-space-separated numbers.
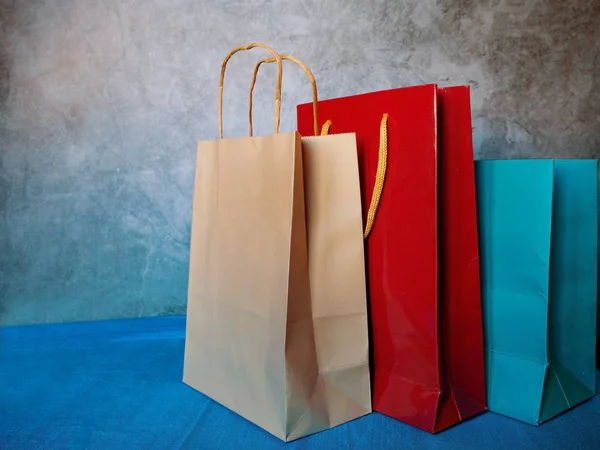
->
297, 85, 486, 433
435, 86, 487, 428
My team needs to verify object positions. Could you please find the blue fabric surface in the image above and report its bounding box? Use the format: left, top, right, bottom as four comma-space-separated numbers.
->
1, 316, 599, 449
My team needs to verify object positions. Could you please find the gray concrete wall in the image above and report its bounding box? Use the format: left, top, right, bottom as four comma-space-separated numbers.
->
1, 0, 598, 326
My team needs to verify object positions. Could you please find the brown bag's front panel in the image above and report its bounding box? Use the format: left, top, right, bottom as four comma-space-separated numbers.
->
184, 132, 302, 440
284, 133, 371, 441
302, 134, 371, 417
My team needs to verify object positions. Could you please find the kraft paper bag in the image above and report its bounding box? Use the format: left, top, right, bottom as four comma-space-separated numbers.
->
248, 55, 372, 437
475, 159, 598, 425
183, 43, 314, 442
184, 44, 371, 443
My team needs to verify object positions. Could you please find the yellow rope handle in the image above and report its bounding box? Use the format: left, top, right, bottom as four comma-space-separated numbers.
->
219, 43, 283, 139
249, 54, 318, 137
321, 114, 389, 239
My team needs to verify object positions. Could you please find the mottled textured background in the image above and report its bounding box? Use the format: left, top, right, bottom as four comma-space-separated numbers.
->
0, 0, 599, 325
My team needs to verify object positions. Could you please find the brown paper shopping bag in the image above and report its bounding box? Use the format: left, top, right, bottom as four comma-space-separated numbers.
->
184, 44, 369, 442
183, 43, 312, 441
249, 54, 372, 432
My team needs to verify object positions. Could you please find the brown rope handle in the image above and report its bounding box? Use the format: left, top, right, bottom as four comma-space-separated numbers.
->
219, 43, 283, 139
248, 54, 318, 137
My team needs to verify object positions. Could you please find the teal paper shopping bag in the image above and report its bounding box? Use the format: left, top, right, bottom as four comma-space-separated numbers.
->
475, 159, 598, 425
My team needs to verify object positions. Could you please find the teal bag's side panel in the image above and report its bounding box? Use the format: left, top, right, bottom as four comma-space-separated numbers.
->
475, 160, 554, 425
540, 160, 598, 422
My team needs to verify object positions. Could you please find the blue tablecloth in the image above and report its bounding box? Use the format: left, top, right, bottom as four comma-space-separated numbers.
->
1, 316, 599, 449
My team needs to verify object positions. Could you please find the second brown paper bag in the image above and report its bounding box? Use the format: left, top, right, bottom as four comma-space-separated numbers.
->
250, 53, 373, 426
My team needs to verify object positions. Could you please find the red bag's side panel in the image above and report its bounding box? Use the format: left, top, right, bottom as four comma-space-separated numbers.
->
435, 86, 487, 432
298, 85, 440, 432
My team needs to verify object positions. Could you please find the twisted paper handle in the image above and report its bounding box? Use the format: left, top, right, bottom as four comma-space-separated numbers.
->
249, 53, 388, 238
248, 54, 318, 137
219, 43, 283, 138
321, 115, 389, 239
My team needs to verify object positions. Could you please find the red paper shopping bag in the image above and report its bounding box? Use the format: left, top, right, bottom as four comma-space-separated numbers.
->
297, 85, 486, 432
